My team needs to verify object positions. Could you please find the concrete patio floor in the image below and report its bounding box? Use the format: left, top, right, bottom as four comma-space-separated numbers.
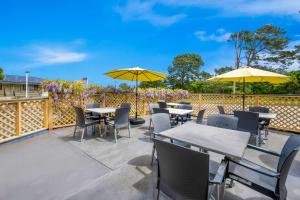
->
0, 117, 299, 200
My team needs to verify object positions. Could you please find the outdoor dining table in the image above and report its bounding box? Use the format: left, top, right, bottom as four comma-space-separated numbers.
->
86, 107, 116, 114
166, 108, 193, 124
256, 112, 277, 120
227, 111, 277, 120
158, 122, 250, 159
85, 107, 116, 131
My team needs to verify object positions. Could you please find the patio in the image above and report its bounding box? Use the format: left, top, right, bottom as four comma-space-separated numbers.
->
0, 117, 299, 200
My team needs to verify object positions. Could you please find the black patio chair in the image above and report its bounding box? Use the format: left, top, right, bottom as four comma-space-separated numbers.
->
154, 138, 228, 200
249, 106, 271, 139
86, 103, 102, 120
158, 101, 167, 109
196, 109, 206, 124
148, 103, 160, 130
73, 106, 100, 142
227, 135, 300, 200
120, 102, 131, 111
152, 108, 177, 126
178, 104, 193, 121
150, 113, 187, 165
207, 114, 238, 130
105, 107, 130, 143
152, 108, 169, 114
217, 106, 226, 114
234, 111, 262, 146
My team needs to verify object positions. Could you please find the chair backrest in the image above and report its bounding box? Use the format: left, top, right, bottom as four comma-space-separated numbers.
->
86, 103, 99, 109
152, 108, 169, 114
277, 135, 300, 199
86, 103, 100, 116
149, 103, 160, 114
249, 106, 269, 113
158, 101, 167, 109
74, 106, 86, 127
207, 114, 238, 130
114, 108, 130, 129
154, 138, 209, 200
217, 106, 225, 114
178, 104, 192, 110
277, 135, 300, 172
120, 103, 131, 109
234, 111, 259, 134
151, 113, 171, 134
177, 101, 191, 105
196, 109, 205, 124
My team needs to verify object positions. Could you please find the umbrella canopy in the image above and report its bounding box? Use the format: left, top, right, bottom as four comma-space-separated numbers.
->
105, 67, 166, 123
207, 66, 290, 110
207, 66, 290, 83
105, 67, 166, 82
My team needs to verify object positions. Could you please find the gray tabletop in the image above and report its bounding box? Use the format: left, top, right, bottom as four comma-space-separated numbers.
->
158, 122, 250, 159
167, 108, 193, 115
257, 112, 277, 119
86, 107, 116, 114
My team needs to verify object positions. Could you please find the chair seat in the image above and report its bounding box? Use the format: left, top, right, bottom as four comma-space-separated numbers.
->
85, 119, 100, 126
106, 120, 128, 129
86, 115, 104, 120
229, 159, 278, 192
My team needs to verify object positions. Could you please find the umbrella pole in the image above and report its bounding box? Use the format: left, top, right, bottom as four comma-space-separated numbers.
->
135, 75, 138, 119
243, 77, 245, 111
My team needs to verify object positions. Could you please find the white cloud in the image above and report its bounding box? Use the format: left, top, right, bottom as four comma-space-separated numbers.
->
195, 29, 231, 42
115, 0, 186, 26
18, 40, 88, 67
31, 46, 87, 66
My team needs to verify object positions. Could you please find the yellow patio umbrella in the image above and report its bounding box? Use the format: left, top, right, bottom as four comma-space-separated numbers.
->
207, 66, 290, 110
105, 67, 166, 124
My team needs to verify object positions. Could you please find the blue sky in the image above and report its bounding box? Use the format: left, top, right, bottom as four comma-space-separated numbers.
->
1, 0, 299, 86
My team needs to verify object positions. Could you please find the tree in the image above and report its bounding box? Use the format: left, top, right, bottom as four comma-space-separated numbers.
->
167, 53, 204, 89
0, 67, 3, 80
119, 83, 131, 91
214, 66, 234, 75
199, 71, 212, 80
228, 24, 289, 71
139, 80, 167, 88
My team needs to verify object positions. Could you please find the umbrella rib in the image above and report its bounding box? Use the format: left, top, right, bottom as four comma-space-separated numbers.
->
145, 71, 165, 79
141, 71, 152, 81
110, 71, 131, 79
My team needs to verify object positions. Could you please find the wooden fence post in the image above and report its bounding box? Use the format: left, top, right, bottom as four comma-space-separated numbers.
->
102, 93, 106, 107
255, 95, 259, 106
15, 102, 21, 136
43, 99, 49, 128
48, 97, 53, 130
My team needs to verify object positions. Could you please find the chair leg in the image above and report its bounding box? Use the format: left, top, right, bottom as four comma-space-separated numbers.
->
156, 188, 160, 200
80, 128, 85, 142
228, 178, 234, 188
114, 128, 117, 143
104, 125, 107, 137
128, 125, 131, 138
151, 143, 155, 166
73, 125, 77, 137
148, 119, 152, 130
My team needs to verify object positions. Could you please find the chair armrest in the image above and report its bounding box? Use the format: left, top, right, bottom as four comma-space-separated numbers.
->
209, 160, 228, 184
247, 144, 280, 157
229, 158, 280, 178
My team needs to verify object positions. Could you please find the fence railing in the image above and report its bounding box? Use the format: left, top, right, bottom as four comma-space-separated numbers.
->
0, 94, 299, 143
0, 97, 48, 143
